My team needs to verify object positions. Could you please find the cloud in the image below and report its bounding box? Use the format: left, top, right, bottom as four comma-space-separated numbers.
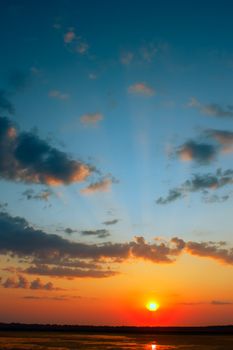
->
21, 189, 53, 201
186, 241, 233, 265
81, 229, 110, 239
48, 90, 69, 100
202, 194, 230, 203
23, 295, 81, 301
64, 228, 77, 235
102, 219, 119, 226
1, 275, 58, 290
76, 41, 89, 55
156, 169, 233, 204
179, 300, 233, 306
64, 30, 75, 43
63, 28, 89, 55
187, 97, 233, 118
128, 82, 155, 96
0, 116, 92, 186
0, 90, 15, 114
2, 275, 28, 288
211, 300, 233, 305
25, 265, 116, 278
88, 73, 97, 80
206, 129, 233, 153
1, 211, 233, 281
177, 140, 217, 164
81, 177, 117, 195
156, 189, 183, 205
140, 43, 158, 62
120, 52, 134, 65
80, 113, 103, 126
30, 278, 57, 290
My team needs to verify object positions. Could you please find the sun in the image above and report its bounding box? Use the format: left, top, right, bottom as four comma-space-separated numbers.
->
146, 301, 160, 312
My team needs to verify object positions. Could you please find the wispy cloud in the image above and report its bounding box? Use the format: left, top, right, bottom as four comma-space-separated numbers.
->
187, 97, 233, 118
63, 28, 89, 55
81, 177, 118, 195
206, 129, 233, 153
120, 51, 134, 65
80, 113, 103, 126
211, 300, 233, 305
128, 82, 155, 96
21, 189, 53, 201
139, 43, 158, 62
64, 30, 75, 43
102, 219, 119, 226
81, 229, 110, 239
48, 90, 69, 100
156, 168, 233, 204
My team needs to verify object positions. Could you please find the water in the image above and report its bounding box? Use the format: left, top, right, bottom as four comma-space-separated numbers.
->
0, 332, 232, 349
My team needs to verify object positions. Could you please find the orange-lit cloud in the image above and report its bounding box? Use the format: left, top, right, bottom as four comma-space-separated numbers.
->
81, 178, 114, 194
0, 116, 92, 186
80, 113, 103, 126
64, 30, 75, 43
177, 140, 217, 164
1, 210, 233, 281
128, 82, 155, 96
187, 97, 233, 118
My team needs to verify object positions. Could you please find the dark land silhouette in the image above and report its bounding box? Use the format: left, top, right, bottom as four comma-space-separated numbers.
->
0, 323, 232, 335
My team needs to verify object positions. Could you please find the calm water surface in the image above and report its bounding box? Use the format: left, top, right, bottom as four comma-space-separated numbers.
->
0, 332, 232, 350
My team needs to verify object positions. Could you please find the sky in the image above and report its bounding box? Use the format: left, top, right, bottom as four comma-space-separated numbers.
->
0, 0, 233, 326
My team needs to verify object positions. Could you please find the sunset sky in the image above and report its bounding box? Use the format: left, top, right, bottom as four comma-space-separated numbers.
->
0, 0, 233, 326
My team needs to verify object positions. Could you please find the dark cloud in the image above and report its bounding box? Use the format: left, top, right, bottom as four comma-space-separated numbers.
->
156, 189, 183, 205
186, 241, 233, 265
156, 169, 233, 204
2, 275, 28, 288
25, 265, 117, 278
102, 219, 119, 226
1, 275, 59, 290
30, 278, 56, 290
177, 140, 217, 164
188, 97, 233, 118
0, 90, 15, 114
206, 129, 233, 153
178, 300, 233, 306
81, 229, 110, 239
64, 228, 77, 235
0, 211, 232, 280
23, 294, 81, 301
211, 300, 233, 305
23, 295, 68, 301
21, 188, 53, 201
0, 116, 92, 185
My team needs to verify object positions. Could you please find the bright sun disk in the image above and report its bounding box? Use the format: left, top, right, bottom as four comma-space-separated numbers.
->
146, 301, 160, 312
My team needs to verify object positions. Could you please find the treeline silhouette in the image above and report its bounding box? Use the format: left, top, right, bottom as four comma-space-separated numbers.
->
0, 323, 232, 335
